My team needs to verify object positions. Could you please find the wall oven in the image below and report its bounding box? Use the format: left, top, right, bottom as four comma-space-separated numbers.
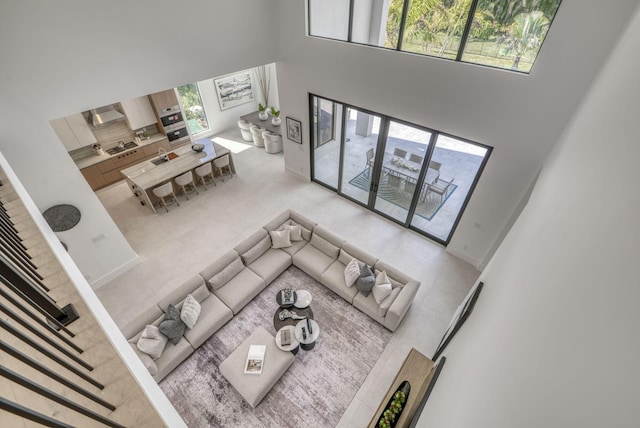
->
166, 126, 189, 143
158, 104, 190, 145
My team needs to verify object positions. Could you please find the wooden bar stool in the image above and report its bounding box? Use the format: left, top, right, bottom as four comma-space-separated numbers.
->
194, 162, 216, 190
213, 154, 233, 182
152, 182, 179, 213
174, 171, 199, 200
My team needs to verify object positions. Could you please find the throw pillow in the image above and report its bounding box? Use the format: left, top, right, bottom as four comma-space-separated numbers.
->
159, 304, 186, 345
270, 229, 292, 249
379, 286, 403, 317
209, 257, 244, 290
284, 224, 303, 241
344, 258, 361, 287
180, 294, 201, 329
241, 235, 271, 265
136, 325, 168, 360
372, 271, 393, 304
355, 265, 376, 297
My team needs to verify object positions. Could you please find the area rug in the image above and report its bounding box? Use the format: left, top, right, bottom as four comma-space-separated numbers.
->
348, 168, 457, 220
160, 266, 393, 427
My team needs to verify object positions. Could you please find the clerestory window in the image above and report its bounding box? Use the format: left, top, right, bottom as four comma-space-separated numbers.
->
308, 0, 562, 73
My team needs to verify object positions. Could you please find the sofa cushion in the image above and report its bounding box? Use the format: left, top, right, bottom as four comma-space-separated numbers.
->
180, 294, 201, 329
344, 258, 361, 287
263, 209, 316, 238
379, 286, 403, 317
156, 276, 207, 314
199, 250, 242, 291
212, 269, 266, 314
153, 335, 195, 382
122, 306, 164, 340
136, 325, 167, 360
293, 243, 336, 281
340, 242, 378, 268
183, 293, 234, 348
270, 229, 292, 249
310, 233, 340, 259
352, 292, 386, 327
355, 265, 375, 297
159, 304, 186, 345
240, 235, 271, 266
129, 343, 159, 376
320, 260, 360, 303
209, 257, 245, 291
372, 271, 393, 304
246, 248, 292, 285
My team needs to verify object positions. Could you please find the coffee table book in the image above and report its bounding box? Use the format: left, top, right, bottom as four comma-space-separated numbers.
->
244, 345, 266, 375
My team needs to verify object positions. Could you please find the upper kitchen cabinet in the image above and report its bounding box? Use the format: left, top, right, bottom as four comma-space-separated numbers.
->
120, 96, 157, 130
50, 113, 97, 151
149, 89, 179, 112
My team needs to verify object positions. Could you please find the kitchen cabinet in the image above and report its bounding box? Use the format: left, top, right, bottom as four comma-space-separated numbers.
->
142, 139, 171, 158
112, 148, 146, 169
80, 164, 106, 190
50, 113, 97, 151
149, 89, 179, 112
120, 96, 157, 130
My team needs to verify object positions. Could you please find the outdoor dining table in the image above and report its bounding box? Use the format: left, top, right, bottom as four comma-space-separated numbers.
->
381, 155, 440, 185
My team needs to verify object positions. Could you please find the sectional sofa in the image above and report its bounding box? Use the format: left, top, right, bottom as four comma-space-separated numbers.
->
123, 209, 421, 381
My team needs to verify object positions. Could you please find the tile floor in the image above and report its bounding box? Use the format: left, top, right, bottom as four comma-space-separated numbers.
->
94, 126, 481, 427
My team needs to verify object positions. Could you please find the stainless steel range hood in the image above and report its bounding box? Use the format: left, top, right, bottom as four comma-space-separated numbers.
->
87, 104, 126, 127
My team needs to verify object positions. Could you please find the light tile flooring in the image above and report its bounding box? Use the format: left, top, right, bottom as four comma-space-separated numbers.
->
95, 126, 480, 427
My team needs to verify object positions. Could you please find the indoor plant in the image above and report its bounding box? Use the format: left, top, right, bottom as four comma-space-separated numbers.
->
270, 106, 281, 125
258, 103, 269, 121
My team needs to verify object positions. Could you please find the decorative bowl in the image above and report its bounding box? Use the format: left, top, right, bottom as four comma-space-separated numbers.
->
191, 143, 205, 152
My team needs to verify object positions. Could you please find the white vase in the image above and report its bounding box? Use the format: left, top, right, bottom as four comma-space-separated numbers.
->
258, 111, 268, 121
271, 116, 281, 126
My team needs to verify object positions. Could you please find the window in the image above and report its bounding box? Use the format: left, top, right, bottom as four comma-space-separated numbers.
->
308, 0, 562, 73
177, 83, 209, 135
310, 94, 491, 244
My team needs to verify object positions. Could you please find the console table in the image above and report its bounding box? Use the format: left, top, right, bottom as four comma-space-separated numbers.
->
368, 348, 437, 428
240, 111, 282, 135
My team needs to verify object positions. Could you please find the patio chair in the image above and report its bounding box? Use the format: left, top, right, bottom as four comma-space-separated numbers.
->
409, 153, 423, 164
387, 173, 403, 191
365, 148, 375, 171
429, 161, 441, 171
426, 177, 454, 203
393, 148, 407, 159
404, 180, 417, 196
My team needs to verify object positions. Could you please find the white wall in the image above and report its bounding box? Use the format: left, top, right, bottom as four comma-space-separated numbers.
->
0, 0, 277, 286
419, 2, 640, 427
273, 0, 639, 267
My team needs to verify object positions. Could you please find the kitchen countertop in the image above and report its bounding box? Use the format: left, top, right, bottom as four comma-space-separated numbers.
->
120, 138, 232, 191
75, 134, 169, 169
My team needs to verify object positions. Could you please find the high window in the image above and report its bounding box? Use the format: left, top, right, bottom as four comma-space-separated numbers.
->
310, 94, 491, 244
178, 83, 209, 135
308, 0, 562, 73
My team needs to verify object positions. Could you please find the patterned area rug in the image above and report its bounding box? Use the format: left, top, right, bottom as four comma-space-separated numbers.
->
348, 169, 457, 220
160, 266, 393, 427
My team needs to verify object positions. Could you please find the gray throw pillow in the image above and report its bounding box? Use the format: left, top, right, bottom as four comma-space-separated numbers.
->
356, 265, 376, 297
159, 304, 186, 345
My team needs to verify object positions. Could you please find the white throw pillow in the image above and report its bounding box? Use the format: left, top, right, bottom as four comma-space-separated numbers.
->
180, 294, 201, 329
270, 229, 292, 248
284, 224, 303, 241
136, 325, 168, 360
372, 271, 393, 304
344, 258, 361, 287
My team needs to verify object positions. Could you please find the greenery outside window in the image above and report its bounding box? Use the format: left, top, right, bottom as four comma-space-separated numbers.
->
178, 83, 209, 135
308, 0, 562, 73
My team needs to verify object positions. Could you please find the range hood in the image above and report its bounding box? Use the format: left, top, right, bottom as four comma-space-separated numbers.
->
87, 104, 126, 127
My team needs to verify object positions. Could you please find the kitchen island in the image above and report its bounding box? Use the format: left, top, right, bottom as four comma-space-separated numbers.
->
121, 138, 235, 213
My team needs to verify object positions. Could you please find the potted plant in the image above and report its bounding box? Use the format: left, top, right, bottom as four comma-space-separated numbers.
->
270, 106, 281, 126
258, 103, 269, 121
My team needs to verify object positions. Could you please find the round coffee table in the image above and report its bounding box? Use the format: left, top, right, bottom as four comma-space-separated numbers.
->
276, 288, 297, 308
294, 289, 312, 309
294, 319, 320, 351
275, 325, 299, 355
273, 306, 313, 331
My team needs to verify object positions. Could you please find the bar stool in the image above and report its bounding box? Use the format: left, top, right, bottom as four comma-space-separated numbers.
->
174, 171, 199, 200
152, 182, 179, 213
195, 162, 216, 190
250, 124, 265, 147
213, 154, 233, 182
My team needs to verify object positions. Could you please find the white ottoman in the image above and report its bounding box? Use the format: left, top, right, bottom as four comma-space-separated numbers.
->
219, 326, 294, 407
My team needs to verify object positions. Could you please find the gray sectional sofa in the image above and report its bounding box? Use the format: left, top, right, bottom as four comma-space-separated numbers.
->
123, 209, 420, 381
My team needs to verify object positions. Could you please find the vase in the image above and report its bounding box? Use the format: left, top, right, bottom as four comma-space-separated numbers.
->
258, 111, 268, 121
271, 116, 281, 126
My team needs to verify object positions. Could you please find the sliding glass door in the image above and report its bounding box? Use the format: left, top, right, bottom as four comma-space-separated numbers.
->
310, 94, 491, 245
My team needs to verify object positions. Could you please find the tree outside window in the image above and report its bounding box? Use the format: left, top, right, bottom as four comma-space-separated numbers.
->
178, 83, 209, 135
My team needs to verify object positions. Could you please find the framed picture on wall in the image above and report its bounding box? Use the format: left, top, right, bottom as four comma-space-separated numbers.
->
214, 72, 255, 110
286, 117, 302, 144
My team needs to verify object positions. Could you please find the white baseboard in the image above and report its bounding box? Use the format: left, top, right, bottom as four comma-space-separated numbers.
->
89, 255, 141, 290
285, 166, 310, 182
446, 246, 485, 271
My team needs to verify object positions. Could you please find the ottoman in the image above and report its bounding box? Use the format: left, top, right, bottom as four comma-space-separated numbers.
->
219, 326, 294, 407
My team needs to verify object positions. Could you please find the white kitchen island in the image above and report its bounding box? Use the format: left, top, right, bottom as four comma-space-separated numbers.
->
121, 138, 235, 213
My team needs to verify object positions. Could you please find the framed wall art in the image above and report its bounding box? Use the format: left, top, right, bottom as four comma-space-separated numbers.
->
286, 117, 302, 144
214, 72, 255, 110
